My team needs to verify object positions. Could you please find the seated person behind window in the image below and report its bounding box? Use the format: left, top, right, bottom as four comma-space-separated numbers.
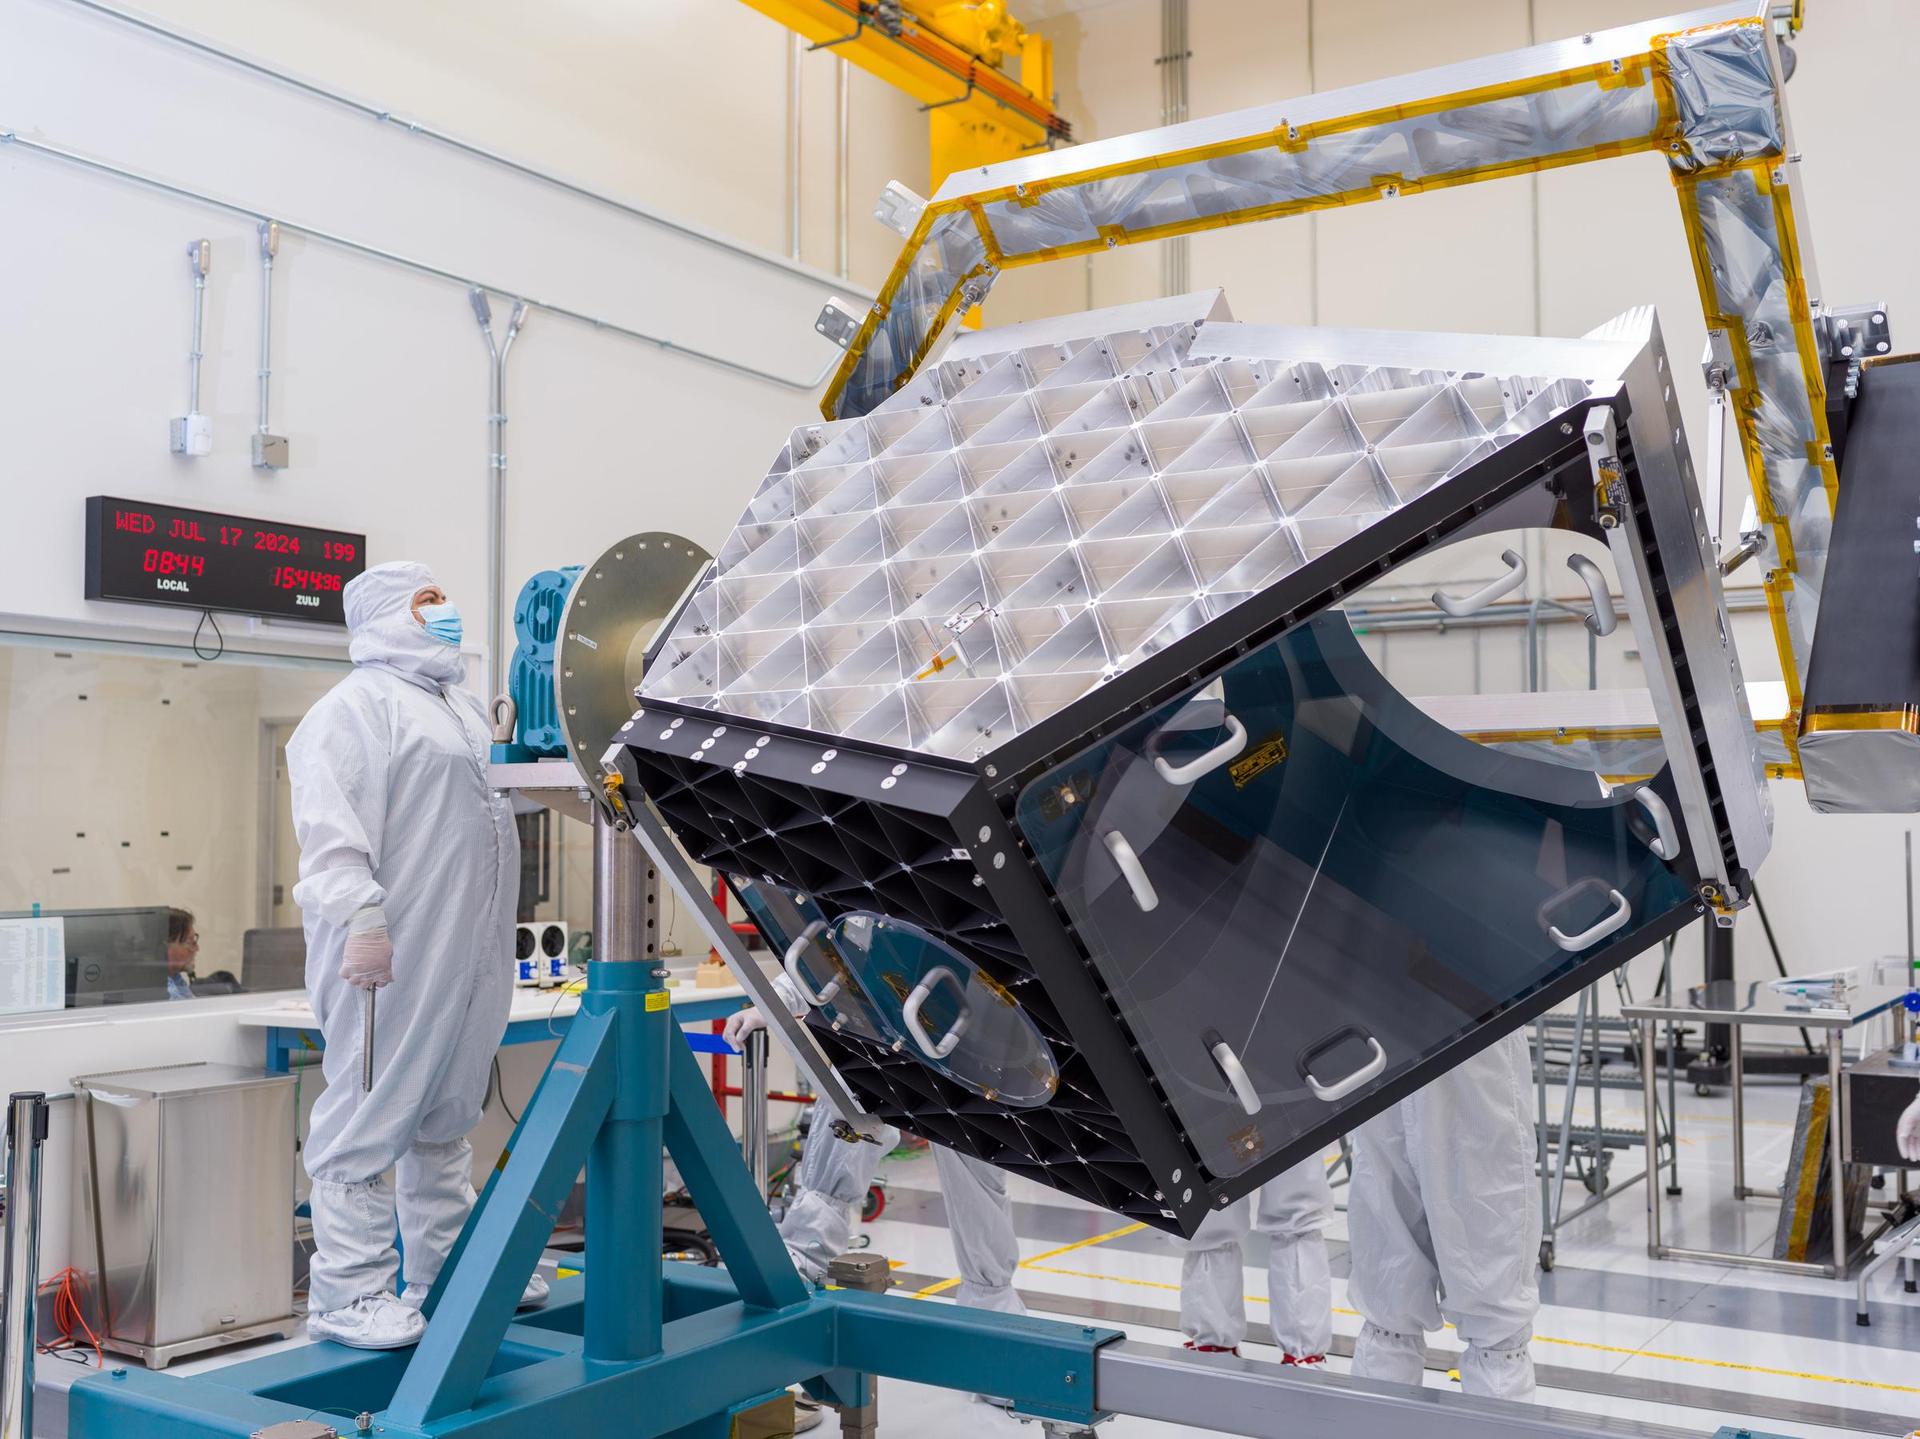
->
166, 908, 198, 1000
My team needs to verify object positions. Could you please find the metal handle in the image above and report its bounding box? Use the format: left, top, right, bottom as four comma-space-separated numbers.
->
1151, 715, 1248, 786
1209, 1040, 1263, 1116
1305, 1038, 1386, 1102
740, 1029, 770, 1199
490, 693, 518, 745
361, 988, 377, 1092
1547, 887, 1632, 951
1431, 548, 1527, 617
903, 965, 970, 1060
1567, 554, 1617, 636
782, 920, 841, 1007
1634, 787, 1679, 861
1103, 830, 1159, 912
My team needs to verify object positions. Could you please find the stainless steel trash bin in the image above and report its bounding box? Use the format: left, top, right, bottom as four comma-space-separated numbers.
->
72, 1062, 300, 1368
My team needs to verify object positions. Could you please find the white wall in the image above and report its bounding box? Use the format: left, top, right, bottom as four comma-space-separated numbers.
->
0, 0, 925, 667
1007, 0, 1920, 993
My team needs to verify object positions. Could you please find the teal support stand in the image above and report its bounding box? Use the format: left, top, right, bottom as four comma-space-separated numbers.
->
67, 813, 1118, 1439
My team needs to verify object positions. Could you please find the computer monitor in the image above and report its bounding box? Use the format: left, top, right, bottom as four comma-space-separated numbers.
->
241, 928, 307, 993
0, 907, 171, 1008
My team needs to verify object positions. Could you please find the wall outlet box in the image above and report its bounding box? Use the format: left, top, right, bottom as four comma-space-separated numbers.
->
169, 413, 212, 456
251, 432, 289, 469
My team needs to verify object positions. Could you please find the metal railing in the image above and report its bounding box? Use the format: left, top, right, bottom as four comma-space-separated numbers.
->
1, 1093, 51, 1439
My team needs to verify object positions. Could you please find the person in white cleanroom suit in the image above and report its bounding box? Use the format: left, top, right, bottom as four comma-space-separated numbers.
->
1179, 1159, 1333, 1363
289, 560, 543, 1349
1901, 1091, 1920, 1164
1347, 1030, 1542, 1402
724, 991, 1026, 1314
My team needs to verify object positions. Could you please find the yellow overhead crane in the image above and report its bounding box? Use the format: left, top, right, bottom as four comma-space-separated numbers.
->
736, 0, 1070, 190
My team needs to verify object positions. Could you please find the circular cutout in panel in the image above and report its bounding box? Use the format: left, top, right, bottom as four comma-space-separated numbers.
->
827, 912, 1060, 1108
1345, 524, 1665, 787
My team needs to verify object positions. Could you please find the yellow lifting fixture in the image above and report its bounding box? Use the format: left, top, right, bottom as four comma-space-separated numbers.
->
736, 0, 1069, 189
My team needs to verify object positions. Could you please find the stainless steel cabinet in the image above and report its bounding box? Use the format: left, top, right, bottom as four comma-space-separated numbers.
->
72, 1062, 300, 1368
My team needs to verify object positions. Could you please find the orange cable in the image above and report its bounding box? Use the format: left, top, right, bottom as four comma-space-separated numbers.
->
38, 1267, 104, 1367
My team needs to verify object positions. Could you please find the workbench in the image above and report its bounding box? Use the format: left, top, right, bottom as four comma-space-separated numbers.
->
1622, 979, 1911, 1278
235, 982, 749, 1074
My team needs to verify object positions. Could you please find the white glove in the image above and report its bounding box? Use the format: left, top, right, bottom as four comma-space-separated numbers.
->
340, 905, 393, 990
723, 1005, 769, 1049
723, 972, 813, 1050
1898, 1093, 1920, 1164
771, 971, 807, 1018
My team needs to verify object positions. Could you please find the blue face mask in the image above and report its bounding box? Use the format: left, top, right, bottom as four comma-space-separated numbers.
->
418, 601, 463, 648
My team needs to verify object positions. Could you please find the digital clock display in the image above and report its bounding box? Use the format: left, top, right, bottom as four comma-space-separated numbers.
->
85, 497, 368, 625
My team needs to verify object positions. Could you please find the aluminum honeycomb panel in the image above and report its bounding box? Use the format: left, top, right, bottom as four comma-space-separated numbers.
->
644, 299, 1615, 763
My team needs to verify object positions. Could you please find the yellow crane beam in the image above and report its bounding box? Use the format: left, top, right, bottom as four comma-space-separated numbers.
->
738, 0, 1069, 186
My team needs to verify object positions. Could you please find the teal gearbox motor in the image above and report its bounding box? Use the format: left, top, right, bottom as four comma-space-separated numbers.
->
487, 534, 713, 770
491, 565, 581, 762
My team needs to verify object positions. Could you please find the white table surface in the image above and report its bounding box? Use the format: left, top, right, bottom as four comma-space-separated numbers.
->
233, 981, 746, 1030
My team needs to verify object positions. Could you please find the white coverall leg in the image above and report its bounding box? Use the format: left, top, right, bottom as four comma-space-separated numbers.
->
779, 1099, 899, 1284
1179, 1158, 1332, 1359
1348, 1030, 1541, 1402
930, 1143, 1026, 1315
778, 1096, 1022, 1318
290, 562, 519, 1338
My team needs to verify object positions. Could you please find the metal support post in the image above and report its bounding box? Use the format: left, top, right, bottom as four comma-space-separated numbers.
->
185, 240, 207, 413
587, 805, 667, 1362
788, 32, 803, 262
1730, 1021, 1747, 1198
742, 1027, 770, 1198
1, 1093, 50, 1439
470, 288, 527, 702
255, 225, 274, 434
1665, 1017, 1683, 1196
1828, 1026, 1849, 1278
826, 1254, 890, 1439
1551, 988, 1590, 1223
1534, 1016, 1550, 1258
1907, 830, 1915, 991
1641, 1017, 1662, 1258
251, 220, 287, 468
596, 799, 658, 967
1701, 920, 1735, 1078
835, 56, 850, 279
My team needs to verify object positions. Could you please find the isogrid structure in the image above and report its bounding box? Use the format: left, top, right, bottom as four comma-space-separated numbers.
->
642, 304, 1596, 759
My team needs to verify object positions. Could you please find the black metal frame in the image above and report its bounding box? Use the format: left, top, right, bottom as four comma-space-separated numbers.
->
619, 390, 1743, 1235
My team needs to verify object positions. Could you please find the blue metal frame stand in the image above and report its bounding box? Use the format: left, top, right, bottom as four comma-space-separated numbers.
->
68, 956, 1119, 1438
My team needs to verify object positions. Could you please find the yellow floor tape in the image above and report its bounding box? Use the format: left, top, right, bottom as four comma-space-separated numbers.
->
903, 1218, 1920, 1400
1014, 1261, 1920, 1399
912, 1219, 1147, 1298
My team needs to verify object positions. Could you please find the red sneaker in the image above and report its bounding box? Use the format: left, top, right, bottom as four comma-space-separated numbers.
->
1280, 1354, 1325, 1366
1182, 1341, 1241, 1356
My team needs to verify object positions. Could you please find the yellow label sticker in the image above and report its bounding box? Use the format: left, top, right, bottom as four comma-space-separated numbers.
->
645, 991, 670, 1012
1230, 733, 1289, 788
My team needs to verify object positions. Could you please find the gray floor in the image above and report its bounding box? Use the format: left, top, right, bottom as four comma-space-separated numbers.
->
25, 1072, 1919, 1439
856, 1074, 1920, 1439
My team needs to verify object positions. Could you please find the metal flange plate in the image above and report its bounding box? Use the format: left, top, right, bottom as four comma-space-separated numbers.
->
553, 531, 710, 789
